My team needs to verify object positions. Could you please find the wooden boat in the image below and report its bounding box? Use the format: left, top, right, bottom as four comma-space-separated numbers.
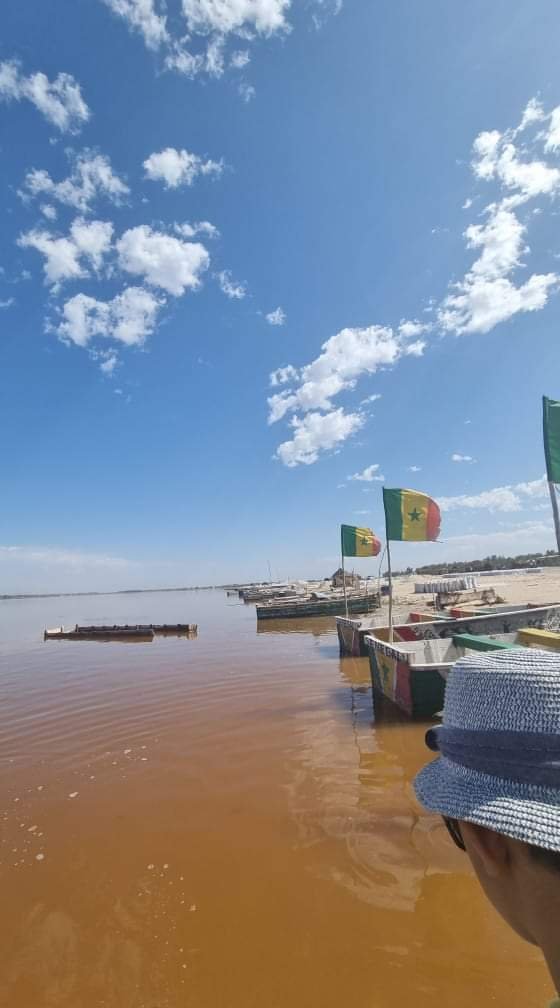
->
365, 631, 521, 719
44, 625, 154, 641
256, 592, 379, 621
366, 621, 560, 719
75, 623, 197, 635
44, 623, 197, 641
336, 602, 560, 657
516, 627, 560, 649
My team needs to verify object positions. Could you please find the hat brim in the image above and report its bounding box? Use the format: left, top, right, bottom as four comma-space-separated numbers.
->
414, 756, 560, 852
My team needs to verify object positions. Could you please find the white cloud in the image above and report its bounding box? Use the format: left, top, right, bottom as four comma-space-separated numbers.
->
545, 107, 560, 153
348, 464, 384, 482
174, 220, 219, 239
70, 219, 114, 271
405, 339, 426, 356
97, 350, 119, 374
438, 200, 557, 335
269, 364, 299, 387
40, 204, 57, 221
312, 0, 342, 28
117, 225, 209, 295
444, 522, 553, 554
217, 270, 246, 299
101, 0, 169, 49
0, 60, 90, 133
268, 324, 419, 424
0, 297, 15, 309
163, 44, 205, 77
205, 35, 226, 76
466, 207, 525, 280
181, 0, 290, 36
516, 98, 546, 133
462, 198, 473, 210
439, 272, 557, 335
276, 408, 364, 467
101, 0, 337, 80
58, 286, 162, 348
440, 487, 522, 513
472, 128, 560, 204
354, 510, 371, 515
409, 465, 422, 472
451, 453, 475, 463
266, 306, 286, 326
360, 393, 382, 405
230, 50, 250, 68
143, 147, 223, 188
21, 150, 129, 213
238, 82, 256, 103
514, 475, 548, 498
398, 319, 428, 339
18, 219, 113, 288
439, 475, 547, 513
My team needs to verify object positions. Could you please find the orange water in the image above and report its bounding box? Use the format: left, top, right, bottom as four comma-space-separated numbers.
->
0, 591, 551, 1007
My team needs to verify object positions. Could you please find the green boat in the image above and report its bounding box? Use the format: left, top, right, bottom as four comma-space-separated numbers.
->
364, 631, 520, 719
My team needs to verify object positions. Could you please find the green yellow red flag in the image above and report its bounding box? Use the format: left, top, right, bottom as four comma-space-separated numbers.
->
341, 524, 381, 557
383, 488, 441, 542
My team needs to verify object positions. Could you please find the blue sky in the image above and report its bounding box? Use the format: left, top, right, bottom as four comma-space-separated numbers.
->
2, 0, 560, 592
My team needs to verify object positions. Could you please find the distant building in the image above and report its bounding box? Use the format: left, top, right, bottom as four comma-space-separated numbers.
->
331, 567, 361, 589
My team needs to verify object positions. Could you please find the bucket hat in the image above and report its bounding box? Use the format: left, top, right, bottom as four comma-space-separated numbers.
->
414, 648, 560, 852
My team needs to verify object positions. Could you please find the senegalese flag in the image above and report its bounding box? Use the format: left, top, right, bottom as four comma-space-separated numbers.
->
341, 524, 381, 557
383, 488, 441, 542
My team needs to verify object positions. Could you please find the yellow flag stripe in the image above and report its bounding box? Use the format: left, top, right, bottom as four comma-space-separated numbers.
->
400, 490, 430, 541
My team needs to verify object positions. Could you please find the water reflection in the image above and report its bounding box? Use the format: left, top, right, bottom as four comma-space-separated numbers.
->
289, 652, 470, 917
256, 616, 335, 636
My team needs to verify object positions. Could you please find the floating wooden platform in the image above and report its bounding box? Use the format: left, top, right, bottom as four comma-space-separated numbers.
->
44, 623, 198, 641
77, 623, 197, 635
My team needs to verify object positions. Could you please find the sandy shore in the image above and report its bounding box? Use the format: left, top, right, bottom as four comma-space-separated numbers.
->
382, 567, 560, 623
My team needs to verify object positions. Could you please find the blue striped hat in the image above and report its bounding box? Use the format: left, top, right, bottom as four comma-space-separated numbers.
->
414, 648, 560, 851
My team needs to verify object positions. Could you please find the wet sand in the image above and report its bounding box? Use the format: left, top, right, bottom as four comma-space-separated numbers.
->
0, 582, 554, 1007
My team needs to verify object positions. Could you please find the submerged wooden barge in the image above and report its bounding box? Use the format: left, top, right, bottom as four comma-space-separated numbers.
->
44, 623, 197, 641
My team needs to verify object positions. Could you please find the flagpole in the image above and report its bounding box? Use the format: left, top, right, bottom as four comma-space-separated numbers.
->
387, 539, 393, 643
341, 526, 348, 618
548, 480, 560, 554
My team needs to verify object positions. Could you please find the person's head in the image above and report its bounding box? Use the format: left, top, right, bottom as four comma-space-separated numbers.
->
414, 648, 560, 988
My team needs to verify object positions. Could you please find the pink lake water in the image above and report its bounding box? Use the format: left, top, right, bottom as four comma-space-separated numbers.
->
0, 589, 550, 1007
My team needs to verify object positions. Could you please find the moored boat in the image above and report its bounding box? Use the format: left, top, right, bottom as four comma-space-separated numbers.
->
336, 602, 560, 656
256, 592, 379, 620
365, 631, 521, 719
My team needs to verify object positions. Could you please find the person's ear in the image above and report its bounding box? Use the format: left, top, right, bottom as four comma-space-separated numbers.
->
460, 822, 511, 878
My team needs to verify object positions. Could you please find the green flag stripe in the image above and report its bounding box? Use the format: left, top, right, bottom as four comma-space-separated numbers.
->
341, 525, 357, 556
543, 396, 560, 484
383, 488, 403, 540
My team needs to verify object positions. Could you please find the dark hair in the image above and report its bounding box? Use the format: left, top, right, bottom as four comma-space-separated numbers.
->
529, 844, 560, 872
